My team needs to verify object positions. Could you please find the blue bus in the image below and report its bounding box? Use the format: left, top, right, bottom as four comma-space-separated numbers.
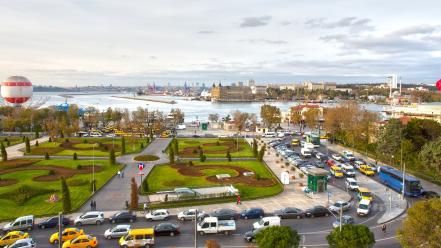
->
378, 166, 423, 197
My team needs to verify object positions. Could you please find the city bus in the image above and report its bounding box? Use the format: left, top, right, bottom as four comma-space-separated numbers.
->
378, 166, 423, 197
305, 133, 320, 148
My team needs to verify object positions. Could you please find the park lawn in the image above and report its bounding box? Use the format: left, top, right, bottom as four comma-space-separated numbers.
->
0, 136, 24, 147
0, 159, 121, 221
26, 137, 148, 157
146, 160, 282, 200
176, 138, 253, 158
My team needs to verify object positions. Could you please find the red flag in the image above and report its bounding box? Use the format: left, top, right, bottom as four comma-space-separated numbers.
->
437, 79, 441, 91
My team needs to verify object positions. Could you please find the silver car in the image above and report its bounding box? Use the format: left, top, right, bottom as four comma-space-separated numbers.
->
74, 211, 105, 226
5, 238, 36, 248
104, 224, 131, 239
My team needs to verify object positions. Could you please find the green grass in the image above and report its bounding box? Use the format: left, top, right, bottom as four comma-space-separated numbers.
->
27, 137, 148, 157
177, 138, 253, 158
146, 160, 282, 200
0, 159, 121, 221
0, 136, 24, 147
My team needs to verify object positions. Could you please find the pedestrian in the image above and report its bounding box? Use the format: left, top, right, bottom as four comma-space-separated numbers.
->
93, 200, 97, 210
117, 170, 121, 178
143, 202, 148, 214
381, 224, 386, 233
121, 171, 124, 178
236, 195, 241, 205
90, 200, 94, 211
125, 200, 129, 209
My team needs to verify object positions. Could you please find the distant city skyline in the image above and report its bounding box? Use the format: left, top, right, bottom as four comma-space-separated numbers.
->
1, 0, 440, 86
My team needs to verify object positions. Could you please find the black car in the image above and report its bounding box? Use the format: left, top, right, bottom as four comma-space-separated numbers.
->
154, 223, 180, 236
109, 211, 137, 224
314, 161, 325, 168
244, 228, 262, 243
210, 208, 239, 220
304, 206, 331, 218
421, 191, 440, 199
240, 208, 264, 219
38, 216, 70, 229
274, 207, 304, 219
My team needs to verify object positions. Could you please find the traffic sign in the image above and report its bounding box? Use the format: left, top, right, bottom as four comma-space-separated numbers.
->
138, 163, 144, 171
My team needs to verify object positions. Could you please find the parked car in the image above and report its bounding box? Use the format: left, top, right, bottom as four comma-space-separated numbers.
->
315, 152, 325, 160
145, 209, 169, 221
332, 216, 354, 228
154, 223, 180, 236
4, 238, 36, 248
331, 154, 343, 161
61, 234, 98, 248
109, 211, 136, 224
2, 216, 34, 232
329, 201, 351, 212
210, 209, 239, 220
273, 207, 304, 219
421, 191, 440, 199
0, 231, 29, 247
240, 208, 264, 219
38, 216, 70, 229
304, 206, 330, 218
104, 225, 131, 239
74, 212, 105, 226
177, 209, 206, 221
244, 228, 262, 243
313, 161, 325, 168
50, 228, 84, 244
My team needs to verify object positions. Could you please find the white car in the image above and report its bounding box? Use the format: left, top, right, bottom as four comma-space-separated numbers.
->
146, 209, 169, 221
277, 132, 285, 138
74, 211, 105, 226
329, 201, 351, 212
5, 238, 36, 248
106, 133, 116, 138
345, 178, 359, 191
177, 209, 206, 221
331, 154, 342, 161
104, 224, 131, 239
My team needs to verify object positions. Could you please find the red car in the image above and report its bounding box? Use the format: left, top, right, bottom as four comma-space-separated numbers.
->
326, 159, 337, 167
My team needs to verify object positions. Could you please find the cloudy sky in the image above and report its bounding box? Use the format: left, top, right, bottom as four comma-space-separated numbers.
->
1, 0, 441, 86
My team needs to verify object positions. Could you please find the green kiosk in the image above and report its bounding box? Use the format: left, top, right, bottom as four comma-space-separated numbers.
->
307, 168, 329, 193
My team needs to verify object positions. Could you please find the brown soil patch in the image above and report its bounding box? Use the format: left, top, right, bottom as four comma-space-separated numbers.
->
60, 141, 120, 151
179, 140, 246, 157
171, 163, 275, 187
0, 179, 18, 187
0, 164, 104, 182
0, 159, 40, 169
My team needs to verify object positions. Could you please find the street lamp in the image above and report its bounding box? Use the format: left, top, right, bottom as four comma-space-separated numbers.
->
92, 143, 96, 194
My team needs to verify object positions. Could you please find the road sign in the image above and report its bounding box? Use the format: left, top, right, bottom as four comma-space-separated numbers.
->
138, 163, 144, 171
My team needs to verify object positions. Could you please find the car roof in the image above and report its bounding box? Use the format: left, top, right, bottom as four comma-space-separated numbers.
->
5, 231, 25, 235
84, 211, 103, 215
116, 225, 131, 229
15, 238, 33, 243
129, 228, 154, 235
15, 215, 33, 220
346, 178, 356, 182
358, 187, 370, 192
64, 227, 81, 232
359, 199, 371, 204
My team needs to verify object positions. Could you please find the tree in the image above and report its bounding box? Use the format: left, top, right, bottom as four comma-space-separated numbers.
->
173, 139, 179, 153
170, 108, 185, 126
1, 142, 7, 161
289, 109, 302, 127
303, 108, 320, 129
73, 152, 78, 160
45, 152, 50, 160
35, 140, 39, 147
419, 137, 441, 175
199, 149, 204, 162
326, 224, 375, 248
141, 179, 149, 193
232, 110, 250, 132
376, 119, 402, 159
169, 147, 175, 164
258, 145, 266, 162
260, 105, 281, 128
60, 177, 71, 213
208, 113, 219, 123
25, 137, 31, 153
121, 136, 126, 154
226, 151, 232, 161
35, 129, 39, 138
256, 226, 300, 248
252, 139, 258, 157
130, 177, 138, 210
398, 198, 441, 247
109, 149, 116, 165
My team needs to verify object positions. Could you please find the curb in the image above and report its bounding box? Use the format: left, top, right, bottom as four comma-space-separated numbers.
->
377, 198, 409, 225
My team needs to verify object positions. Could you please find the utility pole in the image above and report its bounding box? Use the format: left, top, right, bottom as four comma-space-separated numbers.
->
339, 206, 343, 232
194, 209, 198, 248
402, 162, 406, 199
58, 212, 62, 248
92, 143, 95, 194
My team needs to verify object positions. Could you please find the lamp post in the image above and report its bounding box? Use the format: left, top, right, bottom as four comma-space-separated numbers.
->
92, 143, 95, 194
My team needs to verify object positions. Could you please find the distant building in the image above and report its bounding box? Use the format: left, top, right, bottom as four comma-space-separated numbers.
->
250, 85, 267, 100
384, 103, 441, 123
211, 85, 253, 102
248, 79, 256, 87
303, 82, 337, 91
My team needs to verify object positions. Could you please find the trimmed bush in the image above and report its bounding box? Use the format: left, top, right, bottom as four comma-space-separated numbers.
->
76, 164, 83, 170
48, 170, 55, 176
61, 177, 71, 213
45, 152, 50, 160
73, 152, 78, 160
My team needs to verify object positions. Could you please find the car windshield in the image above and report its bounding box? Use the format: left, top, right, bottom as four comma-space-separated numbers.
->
410, 181, 422, 192
351, 182, 357, 186
359, 204, 368, 210
362, 192, 371, 197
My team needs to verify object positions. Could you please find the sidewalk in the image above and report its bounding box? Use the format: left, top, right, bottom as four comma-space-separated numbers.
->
325, 142, 408, 224
3, 136, 50, 159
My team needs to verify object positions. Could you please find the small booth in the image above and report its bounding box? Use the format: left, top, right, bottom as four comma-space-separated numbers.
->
307, 168, 329, 193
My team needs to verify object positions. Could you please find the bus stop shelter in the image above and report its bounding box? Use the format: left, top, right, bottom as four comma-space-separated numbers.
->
307, 168, 329, 193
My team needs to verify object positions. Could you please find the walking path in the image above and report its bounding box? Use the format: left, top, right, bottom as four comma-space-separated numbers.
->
3, 136, 50, 159
79, 138, 172, 212
325, 141, 408, 224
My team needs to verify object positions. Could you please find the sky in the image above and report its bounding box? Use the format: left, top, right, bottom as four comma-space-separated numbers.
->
0, 0, 441, 86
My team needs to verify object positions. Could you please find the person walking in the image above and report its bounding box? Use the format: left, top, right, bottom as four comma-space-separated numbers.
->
117, 170, 121, 178
236, 195, 241, 205
381, 224, 386, 233
93, 200, 97, 210
121, 170, 124, 178
90, 200, 94, 211
143, 202, 149, 214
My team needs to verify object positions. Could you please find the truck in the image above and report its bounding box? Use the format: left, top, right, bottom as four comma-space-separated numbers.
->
197, 217, 236, 235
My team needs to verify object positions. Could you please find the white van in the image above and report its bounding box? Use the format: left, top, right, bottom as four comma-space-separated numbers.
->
263, 132, 276, 138
341, 164, 356, 177
357, 199, 371, 217
252, 216, 281, 230
345, 178, 359, 191
301, 148, 312, 158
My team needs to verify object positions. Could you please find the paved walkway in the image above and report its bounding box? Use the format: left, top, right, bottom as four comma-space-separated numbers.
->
325, 142, 408, 224
79, 138, 172, 212
2, 136, 50, 159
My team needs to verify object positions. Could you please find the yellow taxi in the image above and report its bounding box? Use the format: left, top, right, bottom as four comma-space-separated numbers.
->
357, 187, 373, 201
330, 166, 344, 178
50, 228, 84, 244
160, 130, 171, 138
359, 165, 375, 176
0, 231, 29, 247
291, 138, 299, 146
62, 235, 98, 248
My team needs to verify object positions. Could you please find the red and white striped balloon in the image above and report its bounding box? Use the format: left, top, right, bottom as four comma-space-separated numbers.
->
1, 76, 33, 104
